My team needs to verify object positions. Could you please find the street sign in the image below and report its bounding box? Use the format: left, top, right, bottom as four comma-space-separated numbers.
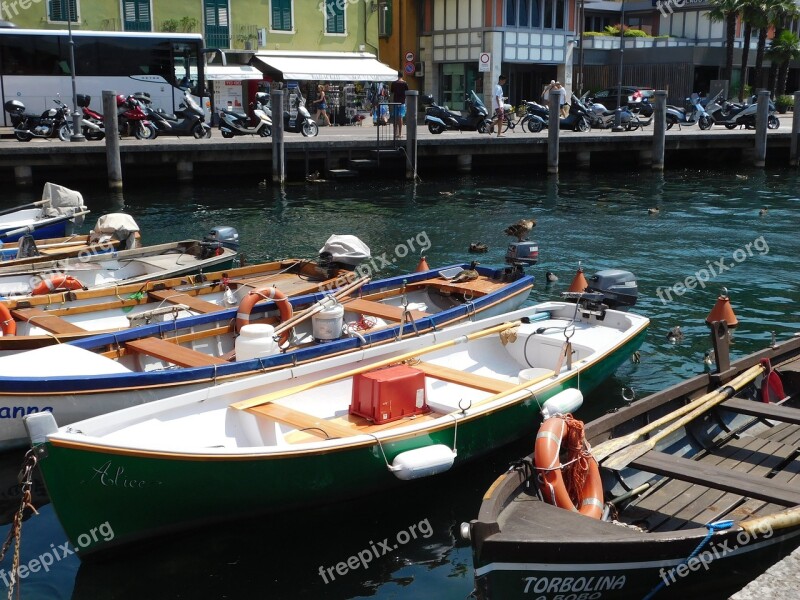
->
405, 51, 415, 63
479, 52, 491, 73
404, 62, 415, 75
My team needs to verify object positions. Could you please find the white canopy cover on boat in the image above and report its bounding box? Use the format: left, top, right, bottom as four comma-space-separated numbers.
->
252, 51, 397, 82
319, 235, 371, 268
41, 182, 87, 227
90, 214, 141, 249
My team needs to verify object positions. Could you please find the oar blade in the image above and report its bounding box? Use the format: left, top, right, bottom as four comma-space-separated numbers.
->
591, 433, 639, 463
601, 440, 652, 471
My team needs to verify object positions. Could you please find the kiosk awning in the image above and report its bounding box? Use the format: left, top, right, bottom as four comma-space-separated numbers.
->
252, 51, 396, 82
205, 66, 264, 81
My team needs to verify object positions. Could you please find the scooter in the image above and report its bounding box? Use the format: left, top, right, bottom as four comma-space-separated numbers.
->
117, 94, 159, 140
76, 94, 105, 141
707, 95, 780, 130
580, 93, 649, 130
133, 90, 211, 139
665, 91, 720, 130
262, 94, 318, 137
4, 97, 72, 142
523, 95, 591, 132
422, 90, 491, 134
219, 93, 272, 138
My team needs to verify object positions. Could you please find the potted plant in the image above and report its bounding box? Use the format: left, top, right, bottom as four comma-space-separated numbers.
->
237, 32, 257, 50
776, 95, 793, 114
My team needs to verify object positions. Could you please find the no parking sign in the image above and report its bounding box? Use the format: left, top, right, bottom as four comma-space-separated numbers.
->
404, 62, 415, 75
479, 52, 491, 72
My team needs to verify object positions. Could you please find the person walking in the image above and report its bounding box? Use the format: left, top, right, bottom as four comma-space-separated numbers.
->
555, 82, 568, 118
312, 84, 331, 127
390, 71, 409, 139
493, 74, 507, 138
542, 80, 555, 103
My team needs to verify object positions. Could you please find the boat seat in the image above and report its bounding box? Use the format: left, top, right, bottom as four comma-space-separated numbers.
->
124, 336, 228, 368
11, 307, 87, 335
147, 289, 221, 314
341, 298, 429, 322
246, 403, 357, 439
415, 276, 506, 297
720, 397, 800, 425
413, 361, 515, 394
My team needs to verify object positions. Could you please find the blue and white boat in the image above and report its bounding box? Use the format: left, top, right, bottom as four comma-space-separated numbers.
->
0, 182, 88, 242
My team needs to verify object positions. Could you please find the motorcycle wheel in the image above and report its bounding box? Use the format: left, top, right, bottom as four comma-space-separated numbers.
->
135, 122, 158, 140
428, 122, 445, 134
666, 115, 678, 130
192, 123, 208, 139
477, 119, 491, 134
14, 130, 33, 142
301, 121, 319, 137
85, 130, 105, 141
575, 117, 590, 133
724, 123, 738, 130
58, 122, 72, 142
259, 125, 271, 137
220, 128, 235, 139
767, 115, 780, 130
699, 115, 713, 130
526, 119, 543, 133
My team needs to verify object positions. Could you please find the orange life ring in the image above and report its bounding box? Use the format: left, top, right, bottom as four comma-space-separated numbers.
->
31, 275, 85, 296
0, 304, 15, 336
534, 415, 604, 519
236, 287, 293, 346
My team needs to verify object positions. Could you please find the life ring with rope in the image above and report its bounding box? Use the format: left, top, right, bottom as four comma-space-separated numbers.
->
236, 287, 293, 346
0, 304, 16, 336
534, 414, 604, 519
31, 275, 85, 296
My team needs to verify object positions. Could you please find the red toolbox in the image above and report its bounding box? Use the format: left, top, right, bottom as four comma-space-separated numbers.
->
350, 365, 429, 424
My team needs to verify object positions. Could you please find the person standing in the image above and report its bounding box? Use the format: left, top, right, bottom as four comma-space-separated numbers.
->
390, 71, 409, 139
555, 82, 567, 118
312, 84, 331, 127
493, 74, 507, 138
542, 80, 555, 103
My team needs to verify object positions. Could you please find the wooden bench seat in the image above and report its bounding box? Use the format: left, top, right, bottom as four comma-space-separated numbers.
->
11, 308, 87, 335
147, 289, 222, 314
413, 276, 506, 297
413, 361, 515, 393
721, 397, 800, 425
125, 336, 228, 368
246, 403, 357, 439
342, 298, 430, 322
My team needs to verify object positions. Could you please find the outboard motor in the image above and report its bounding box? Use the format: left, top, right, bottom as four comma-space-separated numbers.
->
585, 269, 638, 311
501, 241, 539, 282
204, 226, 240, 250
317, 235, 371, 276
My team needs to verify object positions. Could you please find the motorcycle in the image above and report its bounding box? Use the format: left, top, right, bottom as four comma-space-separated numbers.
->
707, 95, 781, 130
136, 90, 211, 139
219, 92, 272, 138
4, 97, 72, 142
75, 94, 105, 141
665, 91, 720, 130
422, 90, 491, 134
580, 93, 650, 130
116, 94, 159, 140
522, 95, 591, 132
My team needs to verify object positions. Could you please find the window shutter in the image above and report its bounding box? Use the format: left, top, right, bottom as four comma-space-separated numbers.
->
326, 1, 344, 34
50, 0, 77, 21
272, 0, 292, 31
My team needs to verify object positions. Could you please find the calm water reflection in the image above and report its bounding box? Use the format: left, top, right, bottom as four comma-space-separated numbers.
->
0, 167, 798, 599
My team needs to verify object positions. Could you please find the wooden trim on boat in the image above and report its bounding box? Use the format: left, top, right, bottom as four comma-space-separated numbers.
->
629, 450, 800, 506
720, 398, 800, 425
340, 298, 430, 322
146, 290, 223, 314
413, 361, 516, 394
10, 308, 87, 335
124, 337, 229, 368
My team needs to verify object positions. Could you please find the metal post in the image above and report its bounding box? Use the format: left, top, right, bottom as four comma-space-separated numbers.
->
754, 89, 769, 168
547, 89, 560, 174
405, 90, 418, 180
271, 88, 285, 183
652, 90, 666, 170
791, 91, 800, 167
102, 91, 122, 190
64, 0, 85, 142
612, 1, 626, 132
578, 0, 585, 95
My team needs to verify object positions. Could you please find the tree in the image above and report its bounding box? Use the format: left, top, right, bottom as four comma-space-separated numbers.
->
753, 0, 798, 94
708, 0, 743, 83
767, 29, 800, 95
738, 0, 761, 100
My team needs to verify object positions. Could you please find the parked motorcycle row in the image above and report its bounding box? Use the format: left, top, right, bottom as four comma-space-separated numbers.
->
422, 89, 781, 135
218, 92, 319, 138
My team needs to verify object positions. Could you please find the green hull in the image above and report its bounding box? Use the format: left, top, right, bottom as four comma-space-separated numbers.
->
37, 329, 647, 556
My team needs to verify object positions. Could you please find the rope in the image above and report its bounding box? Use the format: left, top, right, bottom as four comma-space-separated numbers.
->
642, 520, 734, 599
562, 416, 591, 508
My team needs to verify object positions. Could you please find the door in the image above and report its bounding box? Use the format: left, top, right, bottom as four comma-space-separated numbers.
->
122, 0, 151, 32
204, 0, 230, 49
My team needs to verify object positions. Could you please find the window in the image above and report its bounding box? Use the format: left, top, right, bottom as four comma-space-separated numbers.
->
205, 0, 230, 48
271, 0, 293, 32
123, 0, 151, 32
48, 0, 78, 22
378, 0, 392, 37
324, 0, 345, 34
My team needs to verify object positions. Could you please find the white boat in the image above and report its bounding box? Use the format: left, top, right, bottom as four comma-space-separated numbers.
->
0, 182, 88, 242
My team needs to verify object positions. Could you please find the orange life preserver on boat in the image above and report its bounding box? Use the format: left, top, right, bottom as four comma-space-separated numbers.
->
0, 304, 15, 336
236, 287, 293, 346
534, 414, 604, 519
31, 275, 85, 296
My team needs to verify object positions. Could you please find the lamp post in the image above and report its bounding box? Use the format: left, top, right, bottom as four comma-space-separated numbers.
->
612, 0, 625, 132
64, 0, 85, 142
578, 0, 585, 95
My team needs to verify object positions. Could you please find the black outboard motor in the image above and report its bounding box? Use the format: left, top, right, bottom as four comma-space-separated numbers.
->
585, 269, 638, 310
200, 226, 239, 259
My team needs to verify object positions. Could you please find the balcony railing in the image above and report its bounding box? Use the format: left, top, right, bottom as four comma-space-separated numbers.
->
582, 37, 759, 50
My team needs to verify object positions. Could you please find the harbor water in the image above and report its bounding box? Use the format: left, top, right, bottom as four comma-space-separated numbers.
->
0, 167, 798, 599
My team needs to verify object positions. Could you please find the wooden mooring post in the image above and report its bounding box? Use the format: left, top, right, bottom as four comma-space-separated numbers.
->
791, 91, 800, 167
271, 88, 285, 183
405, 90, 418, 180
102, 90, 122, 190
547, 89, 560, 174
753, 90, 770, 168
652, 90, 666, 171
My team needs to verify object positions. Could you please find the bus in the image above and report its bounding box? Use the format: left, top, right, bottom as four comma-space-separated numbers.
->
0, 28, 207, 127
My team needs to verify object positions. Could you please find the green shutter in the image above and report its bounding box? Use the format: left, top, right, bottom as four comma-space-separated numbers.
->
204, 0, 230, 48
325, 0, 344, 34
382, 1, 393, 37
123, 0, 151, 32
49, 0, 77, 22
272, 0, 292, 31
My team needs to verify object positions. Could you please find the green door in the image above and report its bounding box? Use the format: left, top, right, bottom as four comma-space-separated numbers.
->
122, 0, 151, 32
204, 0, 230, 48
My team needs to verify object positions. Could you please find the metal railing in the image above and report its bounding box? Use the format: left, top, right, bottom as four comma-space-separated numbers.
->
375, 102, 402, 150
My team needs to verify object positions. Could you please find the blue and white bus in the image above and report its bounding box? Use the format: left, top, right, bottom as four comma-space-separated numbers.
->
0, 28, 207, 127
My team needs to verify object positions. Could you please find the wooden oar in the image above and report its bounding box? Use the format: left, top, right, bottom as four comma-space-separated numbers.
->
272, 276, 369, 336
601, 364, 766, 470
0, 199, 47, 217
231, 319, 523, 411
591, 363, 766, 463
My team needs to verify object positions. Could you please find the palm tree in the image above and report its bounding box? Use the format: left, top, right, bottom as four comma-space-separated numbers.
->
767, 29, 800, 95
753, 0, 798, 94
738, 0, 762, 100
709, 0, 743, 83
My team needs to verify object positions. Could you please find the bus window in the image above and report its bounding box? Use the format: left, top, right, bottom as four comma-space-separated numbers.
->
172, 42, 198, 90
0, 35, 63, 75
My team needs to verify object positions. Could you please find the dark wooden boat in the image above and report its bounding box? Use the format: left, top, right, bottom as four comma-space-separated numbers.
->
467, 323, 800, 599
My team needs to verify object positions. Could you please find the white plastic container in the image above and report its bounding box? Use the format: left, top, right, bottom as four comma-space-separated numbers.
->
312, 301, 344, 341
235, 324, 279, 361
